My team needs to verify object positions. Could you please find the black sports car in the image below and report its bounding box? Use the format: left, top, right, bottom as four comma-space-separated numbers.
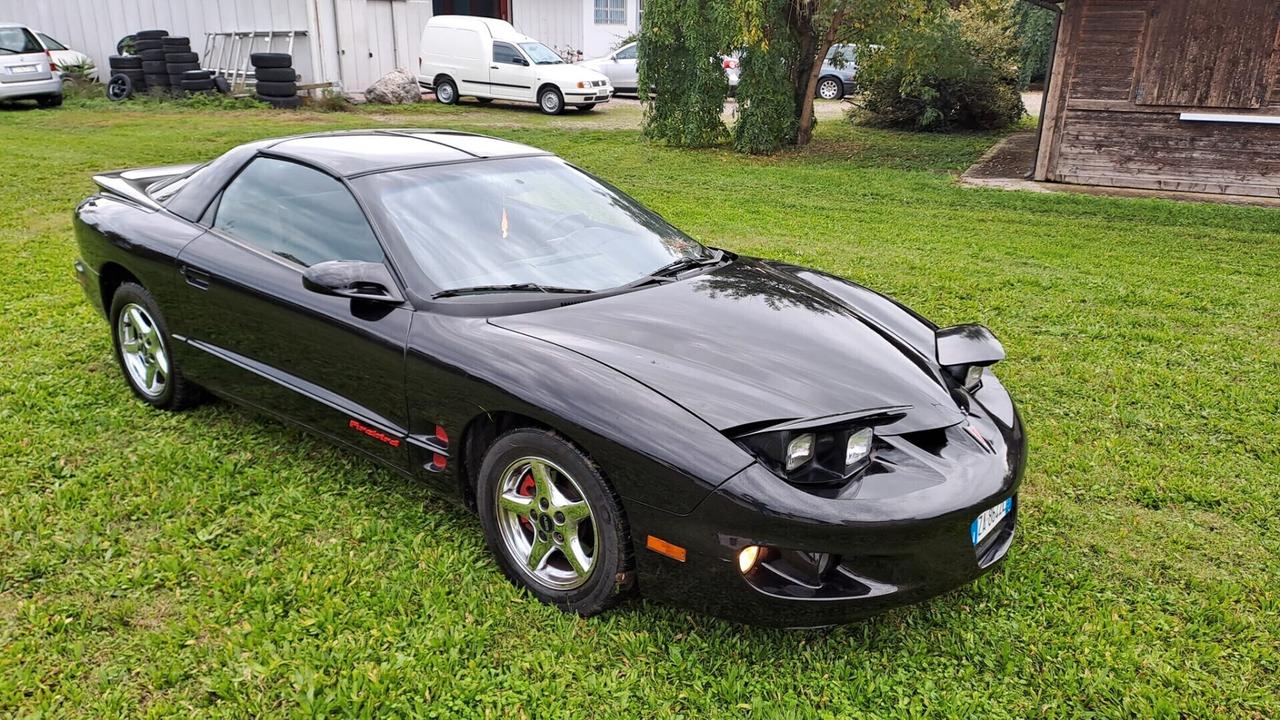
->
73, 130, 1025, 627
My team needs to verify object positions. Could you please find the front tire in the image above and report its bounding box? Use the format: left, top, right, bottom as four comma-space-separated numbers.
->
538, 86, 564, 115
435, 77, 458, 105
477, 429, 633, 616
109, 282, 200, 410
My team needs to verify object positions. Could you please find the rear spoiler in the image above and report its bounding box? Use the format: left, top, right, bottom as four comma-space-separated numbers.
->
91, 163, 198, 210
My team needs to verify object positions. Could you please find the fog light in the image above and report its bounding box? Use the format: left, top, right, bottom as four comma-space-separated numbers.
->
738, 545, 763, 574
785, 433, 815, 471
845, 427, 874, 468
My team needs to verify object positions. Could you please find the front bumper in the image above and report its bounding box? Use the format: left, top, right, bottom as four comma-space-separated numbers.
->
0, 74, 62, 101
564, 86, 612, 104
630, 375, 1026, 627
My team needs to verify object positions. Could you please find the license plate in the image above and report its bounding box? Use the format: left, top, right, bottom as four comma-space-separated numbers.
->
971, 497, 1013, 545
10, 65, 38, 74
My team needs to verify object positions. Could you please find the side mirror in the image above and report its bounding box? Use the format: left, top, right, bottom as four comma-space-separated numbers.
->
303, 260, 403, 303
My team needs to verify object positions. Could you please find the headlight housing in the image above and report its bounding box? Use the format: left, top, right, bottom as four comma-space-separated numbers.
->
737, 421, 881, 486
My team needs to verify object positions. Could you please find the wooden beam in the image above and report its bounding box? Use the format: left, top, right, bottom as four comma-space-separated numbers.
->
1034, 1, 1076, 181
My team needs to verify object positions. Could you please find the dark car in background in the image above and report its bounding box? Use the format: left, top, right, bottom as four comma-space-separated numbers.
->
72, 130, 1025, 626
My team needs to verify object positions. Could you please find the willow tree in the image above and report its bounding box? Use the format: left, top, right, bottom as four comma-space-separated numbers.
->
637, 0, 735, 147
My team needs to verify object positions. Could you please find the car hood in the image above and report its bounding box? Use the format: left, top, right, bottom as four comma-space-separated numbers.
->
492, 259, 965, 435
535, 63, 608, 85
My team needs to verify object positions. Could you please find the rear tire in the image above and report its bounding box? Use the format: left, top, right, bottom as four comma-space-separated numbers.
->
434, 77, 457, 105
109, 283, 200, 411
476, 429, 633, 616
816, 76, 844, 100
538, 86, 564, 115
37, 94, 63, 108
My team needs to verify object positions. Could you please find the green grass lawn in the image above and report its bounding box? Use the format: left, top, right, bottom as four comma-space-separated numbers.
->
1, 99, 1277, 719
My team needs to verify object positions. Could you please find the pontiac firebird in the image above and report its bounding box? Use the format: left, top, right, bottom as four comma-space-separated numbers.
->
72, 130, 1025, 626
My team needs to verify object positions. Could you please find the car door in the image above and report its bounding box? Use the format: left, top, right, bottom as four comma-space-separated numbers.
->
489, 41, 534, 101
174, 156, 414, 470
0, 26, 53, 84
608, 43, 638, 91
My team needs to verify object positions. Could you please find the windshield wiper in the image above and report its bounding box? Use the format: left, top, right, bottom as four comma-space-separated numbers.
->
432, 283, 594, 299
640, 250, 725, 282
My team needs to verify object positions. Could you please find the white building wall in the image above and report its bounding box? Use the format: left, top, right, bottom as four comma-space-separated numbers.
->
577, 0, 637, 59
511, 0, 581, 60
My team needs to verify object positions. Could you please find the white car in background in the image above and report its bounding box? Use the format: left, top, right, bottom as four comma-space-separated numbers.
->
0, 22, 62, 107
418, 15, 612, 114
36, 30, 93, 75
581, 42, 741, 96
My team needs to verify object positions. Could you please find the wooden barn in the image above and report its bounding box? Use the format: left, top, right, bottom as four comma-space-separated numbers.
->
1031, 0, 1280, 199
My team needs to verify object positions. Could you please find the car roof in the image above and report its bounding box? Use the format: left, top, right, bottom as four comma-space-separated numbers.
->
260, 129, 549, 177
0, 22, 33, 29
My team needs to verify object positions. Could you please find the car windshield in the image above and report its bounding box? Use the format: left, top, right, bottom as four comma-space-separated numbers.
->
0, 27, 42, 54
519, 42, 562, 65
355, 156, 709, 294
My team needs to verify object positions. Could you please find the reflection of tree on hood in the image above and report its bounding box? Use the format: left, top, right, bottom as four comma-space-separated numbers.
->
695, 263, 843, 316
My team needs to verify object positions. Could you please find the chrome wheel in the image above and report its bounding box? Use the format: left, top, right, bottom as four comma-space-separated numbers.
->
116, 302, 169, 398
494, 456, 598, 590
818, 77, 841, 100
436, 82, 455, 103
539, 89, 562, 114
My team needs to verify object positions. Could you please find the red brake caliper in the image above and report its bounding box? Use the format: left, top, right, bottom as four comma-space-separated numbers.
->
517, 471, 536, 531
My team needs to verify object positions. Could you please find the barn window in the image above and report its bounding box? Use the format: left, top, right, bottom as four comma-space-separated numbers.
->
594, 0, 626, 24
1135, 0, 1279, 108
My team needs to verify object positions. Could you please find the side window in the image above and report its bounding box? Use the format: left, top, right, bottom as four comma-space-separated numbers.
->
615, 44, 637, 61
213, 158, 384, 267
39, 33, 69, 51
493, 42, 523, 65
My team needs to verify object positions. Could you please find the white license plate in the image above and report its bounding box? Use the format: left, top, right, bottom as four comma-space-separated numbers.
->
10, 65, 38, 74
971, 497, 1013, 545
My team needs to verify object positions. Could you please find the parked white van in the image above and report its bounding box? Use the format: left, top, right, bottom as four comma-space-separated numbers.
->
418, 16, 612, 115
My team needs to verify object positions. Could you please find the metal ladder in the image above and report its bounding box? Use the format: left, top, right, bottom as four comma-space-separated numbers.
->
201, 30, 306, 91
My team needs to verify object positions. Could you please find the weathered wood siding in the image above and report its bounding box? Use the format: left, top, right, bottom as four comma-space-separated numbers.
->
1037, 0, 1280, 198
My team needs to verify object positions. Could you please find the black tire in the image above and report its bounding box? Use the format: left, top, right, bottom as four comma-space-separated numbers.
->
108, 54, 141, 70
182, 69, 213, 80
213, 76, 231, 94
37, 94, 63, 108
257, 94, 301, 109
164, 51, 198, 64
166, 62, 200, 74
134, 39, 164, 52
109, 283, 201, 411
139, 49, 167, 62
537, 86, 564, 115
434, 77, 457, 104
816, 75, 845, 100
106, 73, 134, 101
254, 66, 296, 82
167, 75, 186, 86
161, 36, 189, 47
255, 80, 296, 97
115, 36, 136, 55
476, 429, 634, 617
134, 30, 169, 40
143, 74, 170, 87
250, 52, 292, 68
181, 79, 215, 91
141, 61, 168, 74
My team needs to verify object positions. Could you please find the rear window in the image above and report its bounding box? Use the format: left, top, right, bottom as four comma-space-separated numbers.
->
0, 27, 42, 54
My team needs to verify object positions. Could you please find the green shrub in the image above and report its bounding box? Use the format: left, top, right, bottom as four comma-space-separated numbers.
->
851, 4, 1024, 132
731, 0, 798, 155
638, 0, 732, 147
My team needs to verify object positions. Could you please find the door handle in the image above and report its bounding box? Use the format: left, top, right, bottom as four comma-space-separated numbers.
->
490, 65, 499, 69
180, 265, 210, 290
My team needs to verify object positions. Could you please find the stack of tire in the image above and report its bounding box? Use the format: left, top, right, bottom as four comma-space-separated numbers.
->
162, 36, 202, 94
134, 30, 172, 93
251, 53, 300, 109
106, 54, 145, 94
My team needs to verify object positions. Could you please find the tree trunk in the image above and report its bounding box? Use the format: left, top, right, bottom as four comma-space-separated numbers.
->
795, 8, 844, 146
787, 1, 817, 145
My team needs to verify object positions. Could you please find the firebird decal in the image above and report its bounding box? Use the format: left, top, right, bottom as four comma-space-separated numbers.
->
349, 419, 401, 447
